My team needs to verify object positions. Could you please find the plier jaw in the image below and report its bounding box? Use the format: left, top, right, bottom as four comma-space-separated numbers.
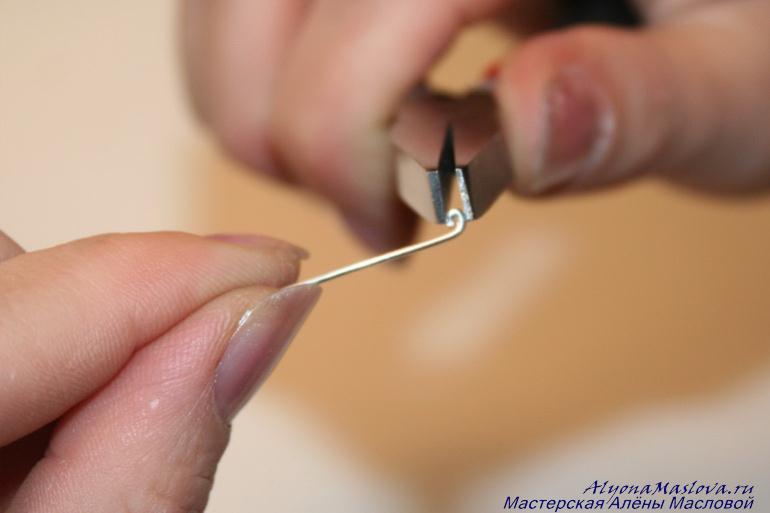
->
396, 126, 457, 225
393, 91, 513, 225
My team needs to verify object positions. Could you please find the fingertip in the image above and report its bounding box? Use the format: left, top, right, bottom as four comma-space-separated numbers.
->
271, 96, 414, 253
214, 284, 321, 422
0, 230, 308, 447
212, 117, 288, 180
496, 27, 622, 195
9, 286, 287, 513
69, 231, 303, 289
206, 233, 310, 260
340, 205, 416, 253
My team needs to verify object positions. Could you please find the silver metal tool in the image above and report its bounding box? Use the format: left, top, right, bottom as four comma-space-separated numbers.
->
392, 90, 513, 225
298, 91, 512, 286
296, 3, 636, 287
395, 126, 511, 224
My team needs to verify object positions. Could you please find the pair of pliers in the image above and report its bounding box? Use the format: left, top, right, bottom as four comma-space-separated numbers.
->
298, 0, 641, 285
392, 0, 640, 225
393, 91, 511, 225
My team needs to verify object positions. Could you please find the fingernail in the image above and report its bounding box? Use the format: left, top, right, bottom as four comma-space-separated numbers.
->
207, 233, 309, 260
214, 285, 321, 422
534, 67, 614, 192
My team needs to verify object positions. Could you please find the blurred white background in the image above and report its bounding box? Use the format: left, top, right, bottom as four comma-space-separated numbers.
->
2, 2, 768, 511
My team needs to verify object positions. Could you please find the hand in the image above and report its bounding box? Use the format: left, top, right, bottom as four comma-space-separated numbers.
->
182, 0, 770, 250
0, 230, 319, 512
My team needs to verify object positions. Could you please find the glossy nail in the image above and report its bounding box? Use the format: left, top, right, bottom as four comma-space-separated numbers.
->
534, 67, 614, 192
214, 285, 321, 422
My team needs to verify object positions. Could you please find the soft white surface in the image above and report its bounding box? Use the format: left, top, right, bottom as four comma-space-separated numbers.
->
403, 227, 569, 368
209, 394, 417, 513
459, 368, 770, 511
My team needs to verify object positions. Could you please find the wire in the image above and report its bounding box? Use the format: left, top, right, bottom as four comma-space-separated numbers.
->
296, 208, 467, 286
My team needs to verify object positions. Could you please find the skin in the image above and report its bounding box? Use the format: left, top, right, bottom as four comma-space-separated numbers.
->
3, 1, 770, 510
182, 0, 770, 251
0, 231, 313, 512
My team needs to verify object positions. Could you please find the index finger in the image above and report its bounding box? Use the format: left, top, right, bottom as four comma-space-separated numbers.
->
0, 232, 303, 445
181, 0, 308, 175
269, 0, 511, 250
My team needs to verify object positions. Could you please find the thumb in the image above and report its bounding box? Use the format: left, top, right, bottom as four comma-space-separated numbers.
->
496, 1, 770, 195
7, 284, 320, 513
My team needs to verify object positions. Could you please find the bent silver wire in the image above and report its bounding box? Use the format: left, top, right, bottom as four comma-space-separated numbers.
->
297, 208, 467, 286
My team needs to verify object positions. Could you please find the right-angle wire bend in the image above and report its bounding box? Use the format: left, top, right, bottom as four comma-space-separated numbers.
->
297, 208, 467, 287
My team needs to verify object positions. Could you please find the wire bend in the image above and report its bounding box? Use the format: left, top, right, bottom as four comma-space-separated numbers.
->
297, 208, 467, 286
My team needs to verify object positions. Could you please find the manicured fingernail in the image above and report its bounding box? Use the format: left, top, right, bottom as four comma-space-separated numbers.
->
207, 233, 309, 259
535, 67, 614, 192
214, 285, 321, 422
